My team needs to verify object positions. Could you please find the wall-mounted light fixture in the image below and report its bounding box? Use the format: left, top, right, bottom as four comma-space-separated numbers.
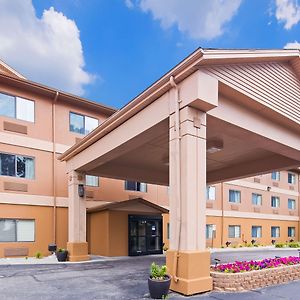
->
267, 186, 271, 191
207, 139, 224, 154
78, 184, 85, 198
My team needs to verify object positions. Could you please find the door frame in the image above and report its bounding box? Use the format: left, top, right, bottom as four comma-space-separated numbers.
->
128, 214, 163, 256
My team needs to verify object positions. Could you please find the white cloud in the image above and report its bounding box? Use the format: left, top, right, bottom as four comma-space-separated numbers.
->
134, 0, 242, 40
0, 0, 94, 95
125, 0, 134, 9
275, 0, 300, 29
284, 40, 300, 48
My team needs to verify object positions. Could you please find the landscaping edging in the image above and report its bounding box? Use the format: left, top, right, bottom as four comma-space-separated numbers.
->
211, 264, 300, 291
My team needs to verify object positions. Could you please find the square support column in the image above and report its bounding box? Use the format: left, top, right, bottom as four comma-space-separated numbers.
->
67, 170, 89, 262
167, 106, 212, 295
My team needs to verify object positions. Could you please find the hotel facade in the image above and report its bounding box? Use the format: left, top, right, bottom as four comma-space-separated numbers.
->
0, 57, 299, 259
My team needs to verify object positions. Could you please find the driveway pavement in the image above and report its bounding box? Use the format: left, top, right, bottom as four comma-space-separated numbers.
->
0, 252, 299, 299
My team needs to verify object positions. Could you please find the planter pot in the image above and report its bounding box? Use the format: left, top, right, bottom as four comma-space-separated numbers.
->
148, 275, 171, 299
56, 251, 68, 262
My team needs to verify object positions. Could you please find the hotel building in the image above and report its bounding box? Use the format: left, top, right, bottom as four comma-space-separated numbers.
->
0, 56, 299, 258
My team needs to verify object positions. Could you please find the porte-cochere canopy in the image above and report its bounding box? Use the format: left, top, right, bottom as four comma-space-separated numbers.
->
60, 48, 300, 295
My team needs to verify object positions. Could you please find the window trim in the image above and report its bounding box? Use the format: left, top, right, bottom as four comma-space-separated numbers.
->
0, 218, 35, 242
271, 196, 280, 208
0, 91, 35, 123
271, 226, 280, 238
85, 175, 99, 187
252, 193, 262, 206
0, 151, 35, 180
288, 227, 295, 238
124, 181, 147, 192
69, 111, 98, 135
288, 173, 296, 185
228, 225, 241, 238
288, 198, 296, 210
251, 225, 262, 238
229, 189, 241, 204
206, 186, 216, 201
271, 171, 280, 181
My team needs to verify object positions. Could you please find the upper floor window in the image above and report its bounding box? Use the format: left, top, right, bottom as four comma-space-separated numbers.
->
69, 112, 98, 135
0, 219, 35, 242
85, 175, 99, 187
125, 181, 147, 192
0, 93, 34, 122
288, 227, 295, 238
252, 226, 262, 238
271, 226, 280, 238
229, 190, 241, 203
271, 196, 280, 208
271, 171, 280, 181
206, 224, 215, 239
228, 225, 241, 238
252, 193, 262, 206
288, 173, 296, 185
288, 199, 296, 210
206, 186, 216, 200
0, 153, 34, 179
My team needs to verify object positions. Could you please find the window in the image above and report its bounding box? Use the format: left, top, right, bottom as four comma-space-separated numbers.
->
271, 226, 280, 238
125, 181, 147, 192
0, 93, 34, 122
69, 112, 98, 135
228, 225, 241, 238
0, 219, 35, 242
0, 153, 34, 179
85, 175, 99, 187
229, 190, 241, 203
288, 173, 296, 185
252, 193, 262, 206
271, 196, 280, 208
206, 186, 216, 200
288, 199, 296, 210
206, 224, 215, 239
271, 171, 280, 181
252, 226, 262, 238
288, 227, 295, 238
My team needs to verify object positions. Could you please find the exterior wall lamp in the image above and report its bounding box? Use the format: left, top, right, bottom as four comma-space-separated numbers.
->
78, 184, 85, 198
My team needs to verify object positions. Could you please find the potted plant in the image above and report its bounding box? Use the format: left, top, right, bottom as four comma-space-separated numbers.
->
56, 248, 68, 262
148, 262, 171, 299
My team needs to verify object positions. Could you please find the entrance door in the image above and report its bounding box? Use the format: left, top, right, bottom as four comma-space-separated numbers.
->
128, 215, 163, 256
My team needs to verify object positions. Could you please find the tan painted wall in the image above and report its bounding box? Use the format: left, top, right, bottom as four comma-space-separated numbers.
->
0, 204, 67, 257
87, 211, 109, 256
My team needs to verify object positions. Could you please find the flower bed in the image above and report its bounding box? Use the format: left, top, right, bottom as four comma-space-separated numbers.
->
211, 257, 300, 291
212, 256, 300, 273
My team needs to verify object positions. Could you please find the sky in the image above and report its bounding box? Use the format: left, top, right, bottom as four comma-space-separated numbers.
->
0, 0, 300, 109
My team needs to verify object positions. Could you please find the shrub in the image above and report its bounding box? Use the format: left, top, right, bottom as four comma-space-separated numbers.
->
150, 262, 167, 280
288, 241, 300, 248
35, 251, 43, 259
275, 242, 286, 248
57, 248, 66, 252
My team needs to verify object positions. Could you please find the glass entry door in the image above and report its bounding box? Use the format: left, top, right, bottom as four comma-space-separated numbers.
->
128, 215, 162, 256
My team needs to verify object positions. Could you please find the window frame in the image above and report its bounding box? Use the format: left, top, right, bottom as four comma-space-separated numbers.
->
124, 180, 147, 192
288, 227, 295, 238
288, 198, 296, 210
0, 152, 35, 180
0, 218, 35, 242
228, 225, 241, 238
271, 226, 280, 238
271, 196, 280, 208
69, 111, 98, 135
0, 92, 35, 122
229, 189, 241, 203
206, 224, 215, 239
251, 225, 262, 238
288, 173, 296, 185
252, 193, 262, 206
206, 186, 216, 201
271, 171, 280, 181
85, 175, 99, 187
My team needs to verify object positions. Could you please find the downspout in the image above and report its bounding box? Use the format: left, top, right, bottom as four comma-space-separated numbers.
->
221, 182, 224, 246
169, 75, 181, 283
52, 91, 59, 244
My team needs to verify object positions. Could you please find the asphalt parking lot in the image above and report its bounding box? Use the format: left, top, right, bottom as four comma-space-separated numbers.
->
0, 252, 299, 299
